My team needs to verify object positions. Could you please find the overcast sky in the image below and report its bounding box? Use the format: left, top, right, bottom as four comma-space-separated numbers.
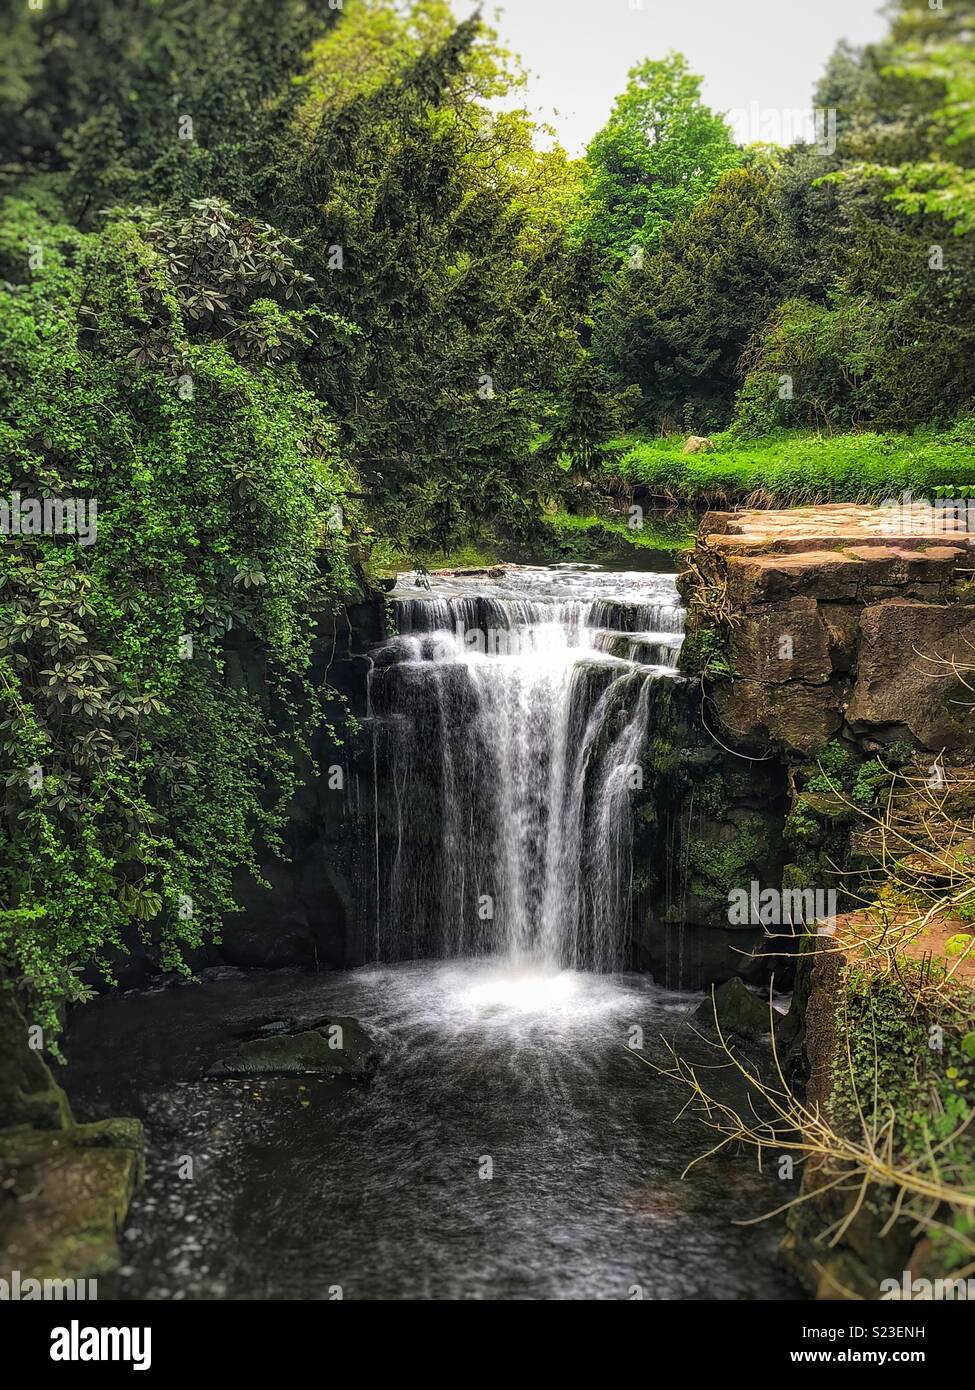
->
464, 0, 890, 152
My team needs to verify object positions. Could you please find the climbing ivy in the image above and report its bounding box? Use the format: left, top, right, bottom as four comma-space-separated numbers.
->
0, 197, 360, 1039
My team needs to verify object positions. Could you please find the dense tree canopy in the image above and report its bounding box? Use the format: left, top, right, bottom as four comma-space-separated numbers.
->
589, 0, 975, 434
0, 194, 357, 1033
593, 165, 785, 432
1, 0, 973, 1028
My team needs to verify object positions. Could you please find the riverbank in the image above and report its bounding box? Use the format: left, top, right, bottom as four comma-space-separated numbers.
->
676, 503, 975, 1297
601, 425, 975, 506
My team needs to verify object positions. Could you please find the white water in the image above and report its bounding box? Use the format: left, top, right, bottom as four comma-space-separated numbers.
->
370, 564, 684, 972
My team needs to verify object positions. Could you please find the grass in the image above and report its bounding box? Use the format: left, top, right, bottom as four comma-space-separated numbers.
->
601, 424, 975, 506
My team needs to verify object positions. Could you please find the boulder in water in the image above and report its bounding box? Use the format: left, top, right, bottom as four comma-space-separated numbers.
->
207, 1015, 379, 1080
694, 978, 771, 1039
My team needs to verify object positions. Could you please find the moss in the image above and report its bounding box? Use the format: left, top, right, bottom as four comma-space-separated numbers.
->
680, 625, 734, 681
830, 968, 975, 1276
695, 773, 729, 819
803, 740, 852, 791
0, 988, 73, 1131
541, 509, 697, 553
0, 1121, 144, 1281
684, 816, 764, 900
784, 797, 821, 846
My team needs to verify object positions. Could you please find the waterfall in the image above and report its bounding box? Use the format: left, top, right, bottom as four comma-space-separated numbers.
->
369, 564, 684, 972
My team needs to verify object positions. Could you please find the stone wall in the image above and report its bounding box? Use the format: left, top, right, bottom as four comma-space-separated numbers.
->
681, 504, 975, 756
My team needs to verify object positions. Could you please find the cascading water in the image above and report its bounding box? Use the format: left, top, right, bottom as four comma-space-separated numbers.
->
369, 564, 685, 972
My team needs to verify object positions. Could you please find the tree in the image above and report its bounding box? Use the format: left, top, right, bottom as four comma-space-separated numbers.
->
593, 166, 785, 432
0, 0, 342, 219
277, 2, 583, 547
0, 196, 358, 1034
539, 353, 639, 478
580, 52, 740, 277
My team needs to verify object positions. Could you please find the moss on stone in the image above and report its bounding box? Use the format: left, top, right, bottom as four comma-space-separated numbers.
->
0, 1120, 144, 1282
0, 988, 73, 1132
684, 816, 764, 901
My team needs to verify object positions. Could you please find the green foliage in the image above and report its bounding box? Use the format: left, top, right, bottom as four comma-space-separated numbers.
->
277, 0, 583, 548
684, 817, 764, 900
695, 773, 729, 820
834, 965, 975, 1272
541, 509, 696, 554
735, 218, 975, 431
805, 741, 853, 791
601, 422, 975, 504
0, 197, 358, 1034
0, 0, 339, 217
590, 1, 975, 443
594, 166, 786, 432
679, 625, 734, 681
580, 52, 740, 274
857, 0, 975, 233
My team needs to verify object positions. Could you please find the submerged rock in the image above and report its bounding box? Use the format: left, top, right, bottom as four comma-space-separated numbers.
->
694, 977, 771, 1039
207, 1015, 379, 1080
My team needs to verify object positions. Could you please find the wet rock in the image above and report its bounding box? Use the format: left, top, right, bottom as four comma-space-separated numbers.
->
207, 1015, 379, 1080
713, 677, 842, 754
694, 977, 772, 1039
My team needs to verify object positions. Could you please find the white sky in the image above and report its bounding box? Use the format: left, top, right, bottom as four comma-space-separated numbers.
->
464, 0, 891, 152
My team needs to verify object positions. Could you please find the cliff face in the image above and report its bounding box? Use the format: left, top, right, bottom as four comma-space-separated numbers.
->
677, 505, 975, 1299
641, 504, 975, 986
680, 504, 975, 756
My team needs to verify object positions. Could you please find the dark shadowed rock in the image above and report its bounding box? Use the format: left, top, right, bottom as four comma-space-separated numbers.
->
694, 977, 772, 1039
0, 989, 72, 1131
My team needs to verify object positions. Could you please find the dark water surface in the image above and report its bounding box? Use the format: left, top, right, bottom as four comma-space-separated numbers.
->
64, 961, 800, 1301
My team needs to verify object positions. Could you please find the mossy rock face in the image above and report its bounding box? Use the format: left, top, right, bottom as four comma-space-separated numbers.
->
797, 791, 859, 825
0, 1119, 144, 1282
207, 1015, 379, 1079
0, 988, 73, 1131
